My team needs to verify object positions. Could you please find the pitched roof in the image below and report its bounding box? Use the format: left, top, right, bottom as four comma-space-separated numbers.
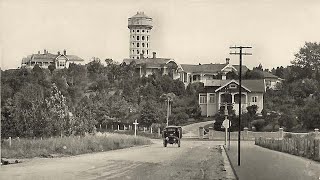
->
122, 58, 175, 68
181, 63, 249, 74
21, 52, 84, 64
206, 79, 265, 93
240, 79, 265, 92
130, 12, 151, 19
261, 71, 279, 79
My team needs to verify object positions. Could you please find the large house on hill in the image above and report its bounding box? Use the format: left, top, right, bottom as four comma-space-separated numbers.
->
21, 49, 85, 69
122, 53, 182, 79
179, 58, 249, 86
199, 79, 265, 116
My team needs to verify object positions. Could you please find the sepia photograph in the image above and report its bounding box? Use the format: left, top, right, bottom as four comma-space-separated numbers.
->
1, 0, 320, 179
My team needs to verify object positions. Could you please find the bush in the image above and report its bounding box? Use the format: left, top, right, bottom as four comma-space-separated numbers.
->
251, 119, 266, 131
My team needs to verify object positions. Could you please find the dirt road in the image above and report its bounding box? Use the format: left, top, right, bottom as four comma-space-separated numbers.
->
0, 140, 231, 180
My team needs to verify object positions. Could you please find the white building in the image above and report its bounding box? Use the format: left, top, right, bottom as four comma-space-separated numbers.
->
21, 49, 85, 69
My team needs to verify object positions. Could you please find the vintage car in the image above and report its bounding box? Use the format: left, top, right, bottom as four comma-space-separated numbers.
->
162, 126, 182, 147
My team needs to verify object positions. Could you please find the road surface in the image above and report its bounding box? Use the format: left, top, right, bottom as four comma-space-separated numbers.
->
0, 140, 233, 180
182, 120, 214, 138
226, 141, 320, 180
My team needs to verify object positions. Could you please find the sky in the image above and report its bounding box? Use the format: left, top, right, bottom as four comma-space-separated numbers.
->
1, 0, 320, 70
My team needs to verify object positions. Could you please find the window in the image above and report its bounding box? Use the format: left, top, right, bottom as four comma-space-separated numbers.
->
137, 50, 139, 54
142, 30, 145, 33
133, 30, 135, 32
209, 94, 215, 103
142, 36, 145, 40
59, 61, 65, 67
147, 43, 149, 48
147, 36, 149, 41
147, 30, 149, 33
147, 50, 148, 54
142, 43, 145, 47
137, 36, 139, 40
199, 94, 207, 104
137, 30, 139, 33
137, 43, 140, 47
142, 50, 145, 54
229, 84, 237, 89
132, 43, 134, 46
252, 96, 258, 102
133, 36, 135, 39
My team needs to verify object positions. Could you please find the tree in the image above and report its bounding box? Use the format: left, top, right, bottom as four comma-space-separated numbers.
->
291, 42, 320, 79
48, 64, 56, 74
45, 84, 69, 136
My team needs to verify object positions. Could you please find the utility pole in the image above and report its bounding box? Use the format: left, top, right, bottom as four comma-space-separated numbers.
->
230, 45, 252, 166
166, 97, 170, 127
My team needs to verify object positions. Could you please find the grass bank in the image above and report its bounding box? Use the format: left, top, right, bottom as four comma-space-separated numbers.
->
1, 133, 151, 159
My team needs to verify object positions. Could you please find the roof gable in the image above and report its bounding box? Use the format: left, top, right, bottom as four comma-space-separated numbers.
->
215, 80, 252, 93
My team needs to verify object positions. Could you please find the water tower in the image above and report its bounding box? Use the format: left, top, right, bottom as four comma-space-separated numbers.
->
128, 12, 153, 59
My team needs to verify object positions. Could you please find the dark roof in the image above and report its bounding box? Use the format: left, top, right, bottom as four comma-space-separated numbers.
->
130, 12, 151, 19
206, 79, 265, 93
122, 58, 174, 68
261, 71, 279, 79
22, 52, 84, 64
181, 63, 249, 74
233, 65, 249, 74
238, 79, 265, 93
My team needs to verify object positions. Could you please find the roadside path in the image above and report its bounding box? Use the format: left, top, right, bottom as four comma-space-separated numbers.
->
226, 141, 320, 180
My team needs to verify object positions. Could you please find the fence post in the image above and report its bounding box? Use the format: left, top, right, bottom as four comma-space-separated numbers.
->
209, 127, 214, 140
158, 128, 161, 137
279, 128, 284, 140
243, 127, 249, 140
199, 127, 204, 139
9, 137, 12, 147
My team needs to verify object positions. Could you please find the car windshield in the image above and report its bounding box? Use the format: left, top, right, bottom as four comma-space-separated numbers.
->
166, 128, 177, 131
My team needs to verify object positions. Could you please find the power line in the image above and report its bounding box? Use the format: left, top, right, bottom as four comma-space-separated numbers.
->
229, 45, 252, 166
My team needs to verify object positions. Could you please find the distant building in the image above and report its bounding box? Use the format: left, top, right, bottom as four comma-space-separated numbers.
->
122, 53, 182, 79
179, 58, 249, 86
21, 49, 85, 69
128, 12, 153, 59
260, 71, 283, 90
198, 79, 265, 116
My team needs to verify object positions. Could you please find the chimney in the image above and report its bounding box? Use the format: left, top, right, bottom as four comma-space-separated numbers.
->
140, 53, 144, 59
152, 52, 156, 59
226, 58, 230, 64
44, 49, 46, 54
57, 51, 60, 55
63, 49, 66, 55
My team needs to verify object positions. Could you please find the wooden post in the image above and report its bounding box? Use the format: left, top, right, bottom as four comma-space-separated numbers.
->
158, 128, 161, 137
9, 137, 12, 148
150, 127, 153, 134
133, 120, 139, 137
279, 127, 284, 140
199, 127, 204, 139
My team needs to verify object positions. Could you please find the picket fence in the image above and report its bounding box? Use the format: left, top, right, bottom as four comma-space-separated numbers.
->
255, 135, 320, 162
